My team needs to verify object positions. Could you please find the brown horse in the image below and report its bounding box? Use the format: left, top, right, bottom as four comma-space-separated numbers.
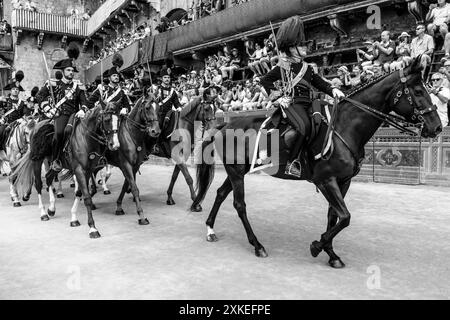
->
152, 90, 217, 211
103, 93, 160, 224
12, 103, 120, 238
191, 57, 442, 268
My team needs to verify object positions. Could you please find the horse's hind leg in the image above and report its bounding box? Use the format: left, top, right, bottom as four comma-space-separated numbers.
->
9, 176, 21, 207
205, 177, 232, 242
115, 179, 129, 215
311, 177, 352, 268
227, 165, 267, 258
166, 165, 180, 205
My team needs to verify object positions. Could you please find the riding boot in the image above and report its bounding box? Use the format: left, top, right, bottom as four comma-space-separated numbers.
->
283, 127, 305, 178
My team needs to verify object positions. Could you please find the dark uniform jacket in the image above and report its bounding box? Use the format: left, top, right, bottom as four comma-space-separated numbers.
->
260, 61, 334, 102
87, 84, 131, 111
157, 84, 181, 115
36, 79, 89, 116
0, 97, 27, 124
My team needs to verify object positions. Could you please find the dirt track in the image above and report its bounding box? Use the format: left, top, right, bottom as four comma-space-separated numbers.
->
0, 164, 449, 299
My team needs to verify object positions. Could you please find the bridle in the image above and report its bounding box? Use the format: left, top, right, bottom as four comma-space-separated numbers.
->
80, 108, 116, 145
124, 97, 158, 133
321, 68, 436, 175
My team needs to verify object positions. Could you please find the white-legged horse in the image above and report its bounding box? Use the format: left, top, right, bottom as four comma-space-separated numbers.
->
0, 118, 36, 207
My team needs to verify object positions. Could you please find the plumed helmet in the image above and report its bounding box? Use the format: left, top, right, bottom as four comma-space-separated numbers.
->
276, 16, 306, 53
53, 42, 80, 72
3, 70, 25, 91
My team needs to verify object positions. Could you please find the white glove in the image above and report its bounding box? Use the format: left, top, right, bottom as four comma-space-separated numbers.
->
278, 96, 292, 109
75, 110, 85, 118
0, 118, 5, 125
119, 108, 128, 116
332, 88, 345, 99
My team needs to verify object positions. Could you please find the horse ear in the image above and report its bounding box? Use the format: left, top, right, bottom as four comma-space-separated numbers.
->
411, 55, 423, 74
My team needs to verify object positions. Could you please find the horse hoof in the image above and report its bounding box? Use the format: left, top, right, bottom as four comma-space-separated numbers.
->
57, 193, 64, 198
40, 215, 50, 221
310, 240, 323, 258
47, 209, 55, 217
190, 204, 202, 212
89, 231, 101, 239
166, 199, 176, 205
103, 190, 111, 195
329, 258, 346, 269
115, 209, 125, 216
91, 204, 97, 211
206, 234, 219, 242
70, 221, 81, 227
138, 218, 150, 225
23, 196, 30, 202
13, 202, 22, 207
255, 247, 268, 258
70, 183, 75, 188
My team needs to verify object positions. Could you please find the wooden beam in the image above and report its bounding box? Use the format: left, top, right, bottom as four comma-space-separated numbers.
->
328, 14, 348, 38
61, 35, 68, 49
82, 38, 90, 53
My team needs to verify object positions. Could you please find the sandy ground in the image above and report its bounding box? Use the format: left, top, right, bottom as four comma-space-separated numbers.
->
0, 164, 449, 300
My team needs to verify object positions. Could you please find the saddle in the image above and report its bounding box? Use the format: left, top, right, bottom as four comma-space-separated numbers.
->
250, 99, 333, 180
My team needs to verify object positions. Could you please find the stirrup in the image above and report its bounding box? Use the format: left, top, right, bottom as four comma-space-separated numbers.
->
285, 159, 302, 178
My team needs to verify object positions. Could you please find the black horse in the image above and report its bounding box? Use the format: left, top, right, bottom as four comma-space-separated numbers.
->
192, 57, 442, 268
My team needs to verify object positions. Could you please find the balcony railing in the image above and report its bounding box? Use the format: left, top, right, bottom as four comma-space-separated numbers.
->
11, 9, 88, 37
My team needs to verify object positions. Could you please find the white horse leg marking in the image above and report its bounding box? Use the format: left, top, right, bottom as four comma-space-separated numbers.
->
38, 194, 47, 217
89, 227, 99, 234
71, 197, 81, 222
48, 183, 56, 212
9, 182, 19, 203
111, 115, 120, 150
101, 165, 112, 192
207, 226, 215, 236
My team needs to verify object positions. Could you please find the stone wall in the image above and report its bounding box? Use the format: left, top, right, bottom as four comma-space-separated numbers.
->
13, 33, 90, 97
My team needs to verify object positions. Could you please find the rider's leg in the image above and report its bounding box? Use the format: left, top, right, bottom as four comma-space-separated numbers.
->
52, 114, 70, 171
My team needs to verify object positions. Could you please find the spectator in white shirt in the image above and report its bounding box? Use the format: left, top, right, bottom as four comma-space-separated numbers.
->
410, 24, 435, 79
426, 0, 450, 42
429, 72, 450, 126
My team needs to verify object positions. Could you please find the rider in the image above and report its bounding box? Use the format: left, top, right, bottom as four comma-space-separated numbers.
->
259, 16, 345, 177
88, 54, 130, 115
35, 43, 89, 172
0, 71, 27, 140
152, 68, 182, 155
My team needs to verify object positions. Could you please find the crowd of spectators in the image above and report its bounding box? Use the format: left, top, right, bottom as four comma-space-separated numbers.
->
88, 23, 152, 67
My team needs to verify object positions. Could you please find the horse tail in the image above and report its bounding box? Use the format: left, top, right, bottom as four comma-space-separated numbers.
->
10, 149, 34, 198
191, 138, 215, 209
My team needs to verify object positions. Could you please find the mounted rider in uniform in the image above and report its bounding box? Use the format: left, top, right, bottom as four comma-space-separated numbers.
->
0, 71, 27, 140
259, 16, 345, 177
35, 43, 89, 172
88, 53, 130, 115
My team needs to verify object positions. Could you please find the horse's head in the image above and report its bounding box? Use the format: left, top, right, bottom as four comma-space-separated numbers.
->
140, 91, 161, 138
100, 102, 120, 151
389, 56, 442, 138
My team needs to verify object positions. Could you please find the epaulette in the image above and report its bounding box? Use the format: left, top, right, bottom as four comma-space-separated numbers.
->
46, 79, 58, 87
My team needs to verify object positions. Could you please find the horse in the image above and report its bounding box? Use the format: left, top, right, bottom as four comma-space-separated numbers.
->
191, 57, 442, 268
0, 117, 36, 207
70, 93, 161, 226
12, 103, 120, 238
153, 94, 217, 211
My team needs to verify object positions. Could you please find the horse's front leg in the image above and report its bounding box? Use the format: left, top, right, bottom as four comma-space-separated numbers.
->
100, 165, 112, 195
115, 179, 129, 215
166, 165, 180, 205
178, 163, 198, 209
311, 177, 352, 269
70, 176, 82, 227
74, 165, 100, 238
9, 177, 21, 207
120, 162, 149, 225
56, 174, 64, 198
